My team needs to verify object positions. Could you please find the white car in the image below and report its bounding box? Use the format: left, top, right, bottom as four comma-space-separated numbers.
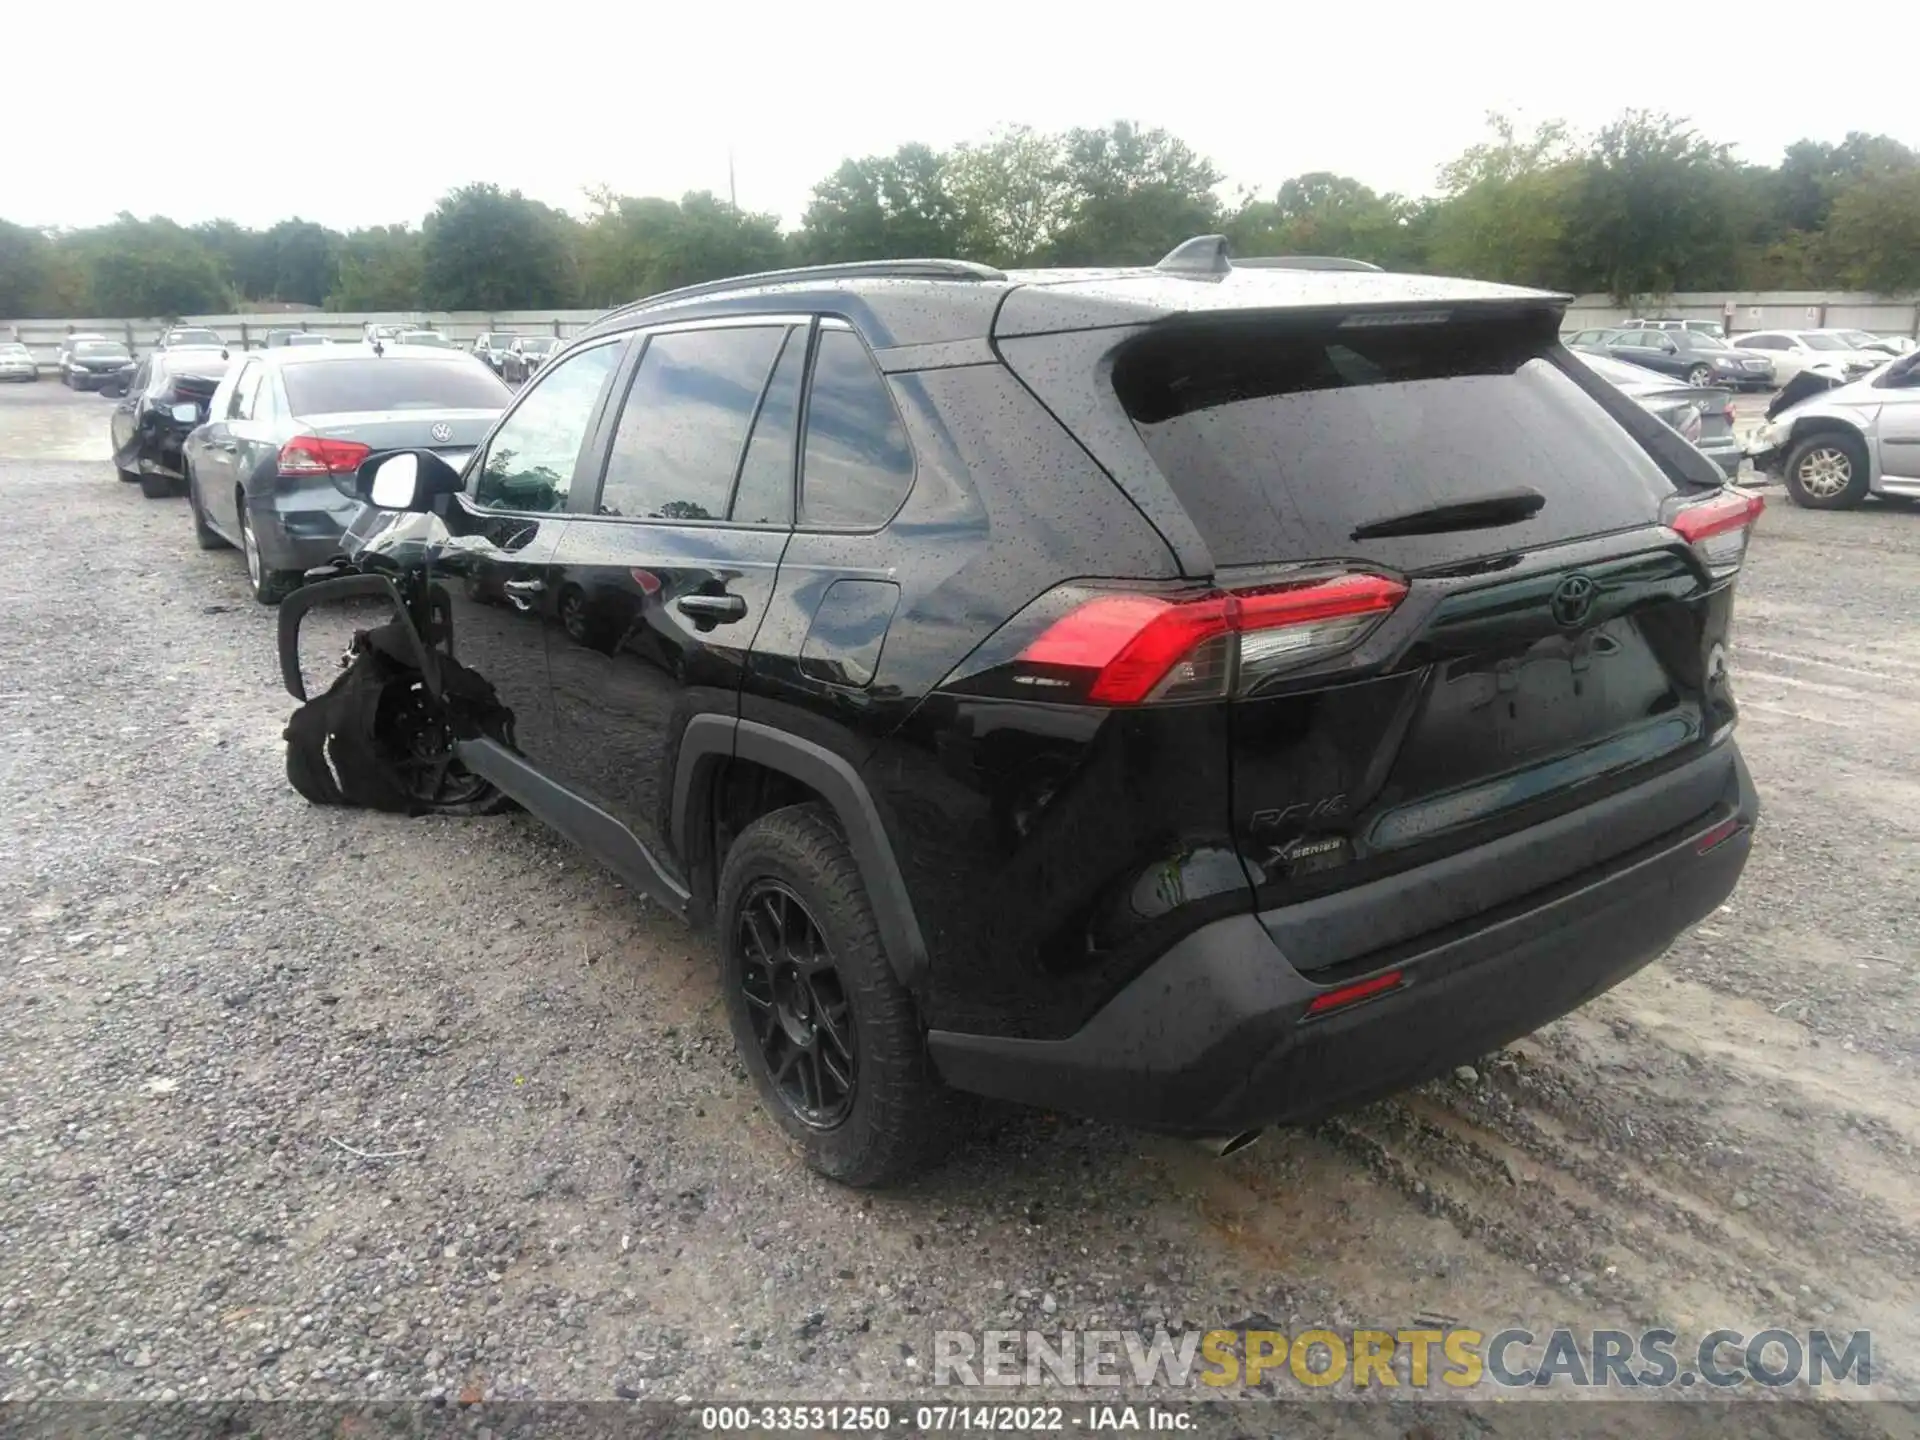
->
1730, 330, 1886, 384
1813, 327, 1917, 359
1748, 348, 1920, 508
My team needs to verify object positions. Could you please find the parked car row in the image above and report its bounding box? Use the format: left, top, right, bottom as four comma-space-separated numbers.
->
95, 339, 511, 601
1566, 324, 1907, 389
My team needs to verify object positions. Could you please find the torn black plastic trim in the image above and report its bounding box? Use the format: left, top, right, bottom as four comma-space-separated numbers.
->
277, 573, 439, 703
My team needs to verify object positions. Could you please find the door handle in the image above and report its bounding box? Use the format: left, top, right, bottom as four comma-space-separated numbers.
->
676, 593, 748, 623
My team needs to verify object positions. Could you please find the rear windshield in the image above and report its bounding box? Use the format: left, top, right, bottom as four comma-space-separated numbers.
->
161, 354, 230, 381
1114, 316, 1676, 572
282, 358, 508, 415
169, 329, 220, 344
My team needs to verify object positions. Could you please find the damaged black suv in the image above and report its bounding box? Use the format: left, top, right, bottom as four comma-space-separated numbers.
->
278, 239, 1762, 1185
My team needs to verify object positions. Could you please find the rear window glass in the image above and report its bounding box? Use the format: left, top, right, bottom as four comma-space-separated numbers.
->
160, 354, 230, 382
1114, 318, 1677, 572
282, 358, 508, 415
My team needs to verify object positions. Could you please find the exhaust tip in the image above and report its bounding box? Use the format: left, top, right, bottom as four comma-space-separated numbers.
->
1190, 1128, 1266, 1159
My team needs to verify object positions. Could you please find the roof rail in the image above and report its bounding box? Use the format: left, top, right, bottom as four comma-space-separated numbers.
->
601, 257, 1009, 323
1234, 254, 1384, 273
1153, 236, 1386, 277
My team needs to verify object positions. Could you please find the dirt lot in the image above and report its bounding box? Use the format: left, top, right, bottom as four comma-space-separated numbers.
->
1, 382, 1916, 1428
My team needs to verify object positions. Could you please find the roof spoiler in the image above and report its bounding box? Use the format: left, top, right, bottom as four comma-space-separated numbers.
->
1154, 235, 1385, 276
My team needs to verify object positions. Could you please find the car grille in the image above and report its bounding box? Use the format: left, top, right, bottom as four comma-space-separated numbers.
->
1742, 360, 1769, 371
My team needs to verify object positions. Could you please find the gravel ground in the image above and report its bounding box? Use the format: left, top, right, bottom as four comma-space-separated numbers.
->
1, 383, 1916, 1432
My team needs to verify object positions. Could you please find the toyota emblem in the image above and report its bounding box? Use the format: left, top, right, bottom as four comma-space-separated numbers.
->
1551, 574, 1597, 628
430, 422, 454, 443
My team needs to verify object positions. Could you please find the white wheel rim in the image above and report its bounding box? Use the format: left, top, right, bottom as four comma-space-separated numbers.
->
1797, 447, 1852, 499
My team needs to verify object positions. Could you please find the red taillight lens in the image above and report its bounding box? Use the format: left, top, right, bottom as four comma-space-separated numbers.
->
277, 435, 371, 477
1672, 488, 1765, 580
1016, 572, 1407, 705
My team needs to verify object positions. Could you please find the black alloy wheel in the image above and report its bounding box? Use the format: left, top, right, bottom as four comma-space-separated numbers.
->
735, 879, 857, 1127
373, 676, 499, 812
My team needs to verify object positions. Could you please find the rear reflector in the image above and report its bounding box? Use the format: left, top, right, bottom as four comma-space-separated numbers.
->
278, 435, 372, 477
1305, 969, 1405, 1017
1695, 816, 1745, 853
1017, 572, 1406, 705
1672, 488, 1764, 580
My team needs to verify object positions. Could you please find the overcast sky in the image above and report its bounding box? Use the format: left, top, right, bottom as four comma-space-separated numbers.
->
7, 0, 1916, 234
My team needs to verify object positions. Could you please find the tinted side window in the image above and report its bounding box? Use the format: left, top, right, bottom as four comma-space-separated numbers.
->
728, 327, 806, 526
596, 326, 786, 521
473, 341, 622, 513
800, 328, 915, 530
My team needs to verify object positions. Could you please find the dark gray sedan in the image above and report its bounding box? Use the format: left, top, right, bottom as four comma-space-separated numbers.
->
181, 343, 510, 604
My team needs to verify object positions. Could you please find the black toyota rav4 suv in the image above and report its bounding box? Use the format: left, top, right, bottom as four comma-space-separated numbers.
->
279, 239, 1762, 1186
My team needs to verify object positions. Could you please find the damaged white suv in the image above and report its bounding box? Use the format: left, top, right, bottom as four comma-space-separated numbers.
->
1748, 349, 1920, 509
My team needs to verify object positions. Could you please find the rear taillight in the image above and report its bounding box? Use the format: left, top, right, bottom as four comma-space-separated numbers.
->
277, 435, 371, 477
1011, 572, 1407, 705
1672, 488, 1765, 580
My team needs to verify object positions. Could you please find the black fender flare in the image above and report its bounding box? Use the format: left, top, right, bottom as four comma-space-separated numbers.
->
672, 715, 930, 990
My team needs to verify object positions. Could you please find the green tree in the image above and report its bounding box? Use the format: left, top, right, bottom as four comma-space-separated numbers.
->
1047, 121, 1222, 265
795, 144, 965, 263
421, 184, 576, 311
946, 125, 1071, 265
1424, 114, 1578, 286
578, 189, 787, 305
0, 220, 58, 319
261, 218, 339, 305
1775, 133, 1919, 233
193, 220, 275, 301
71, 216, 230, 315
1827, 170, 1920, 293
1228, 171, 1427, 271
1565, 112, 1743, 301
327, 225, 425, 310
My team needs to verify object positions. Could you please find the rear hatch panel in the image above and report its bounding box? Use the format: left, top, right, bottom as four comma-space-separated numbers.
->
998, 301, 1744, 974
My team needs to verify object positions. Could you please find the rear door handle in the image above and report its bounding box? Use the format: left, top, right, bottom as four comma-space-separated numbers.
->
676, 593, 748, 623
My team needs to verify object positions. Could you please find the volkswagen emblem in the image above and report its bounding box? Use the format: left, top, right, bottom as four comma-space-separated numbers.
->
1550, 574, 1597, 628
430, 422, 454, 443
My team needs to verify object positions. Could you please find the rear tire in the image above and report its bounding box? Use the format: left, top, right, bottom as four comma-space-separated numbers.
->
1784, 430, 1871, 510
718, 804, 953, 1187
238, 504, 300, 605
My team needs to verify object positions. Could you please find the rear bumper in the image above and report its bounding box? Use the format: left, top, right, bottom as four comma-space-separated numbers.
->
928, 745, 1758, 1136
249, 488, 365, 573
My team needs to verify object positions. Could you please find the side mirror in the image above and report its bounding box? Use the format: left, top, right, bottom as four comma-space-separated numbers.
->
170, 402, 199, 424
356, 449, 463, 511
